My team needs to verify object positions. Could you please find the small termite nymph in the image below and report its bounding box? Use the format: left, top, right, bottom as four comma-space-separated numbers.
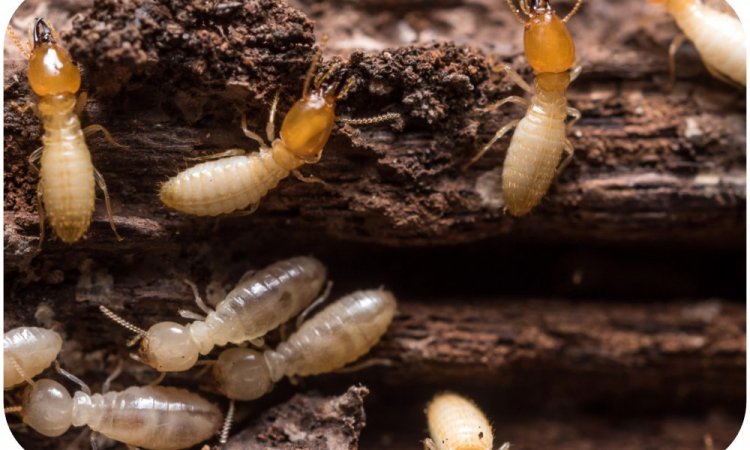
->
100, 256, 327, 372
6, 18, 125, 245
648, 0, 745, 87
467, 0, 584, 216
5, 370, 222, 449
424, 392, 509, 450
4, 327, 63, 389
213, 289, 397, 401
159, 40, 400, 216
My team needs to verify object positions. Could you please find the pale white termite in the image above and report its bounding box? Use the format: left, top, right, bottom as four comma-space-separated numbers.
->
7, 19, 124, 245
7, 376, 222, 449
100, 256, 327, 372
467, 0, 584, 216
213, 289, 397, 401
159, 40, 399, 216
4, 327, 62, 389
649, 0, 745, 86
425, 392, 509, 450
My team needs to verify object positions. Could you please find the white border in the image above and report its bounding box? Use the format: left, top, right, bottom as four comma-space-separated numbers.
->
0, 1, 747, 450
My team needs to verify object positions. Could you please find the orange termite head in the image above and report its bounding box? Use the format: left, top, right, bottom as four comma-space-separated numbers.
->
279, 86, 337, 161
27, 18, 81, 97
507, 0, 583, 74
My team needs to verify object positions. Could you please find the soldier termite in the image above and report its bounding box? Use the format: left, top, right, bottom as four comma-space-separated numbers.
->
466, 0, 584, 216
4, 327, 62, 389
5, 365, 222, 450
6, 19, 125, 245
159, 39, 400, 216
424, 392, 509, 450
213, 289, 397, 401
100, 256, 327, 372
648, 0, 745, 86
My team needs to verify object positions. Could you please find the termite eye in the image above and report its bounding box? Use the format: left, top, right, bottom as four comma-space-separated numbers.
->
523, 11, 576, 73
279, 92, 336, 160
28, 44, 81, 96
140, 322, 200, 372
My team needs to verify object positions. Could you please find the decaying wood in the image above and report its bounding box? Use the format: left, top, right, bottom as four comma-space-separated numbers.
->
3, 0, 745, 449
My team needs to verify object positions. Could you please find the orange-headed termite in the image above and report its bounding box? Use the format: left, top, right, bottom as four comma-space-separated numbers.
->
100, 256, 327, 372
649, 0, 745, 86
467, 0, 584, 217
213, 289, 397, 401
7, 19, 125, 245
424, 392, 509, 450
159, 40, 400, 216
4, 327, 62, 389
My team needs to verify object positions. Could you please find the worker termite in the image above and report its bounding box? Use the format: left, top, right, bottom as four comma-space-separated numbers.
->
467, 0, 584, 217
648, 0, 745, 87
159, 40, 400, 216
424, 392, 509, 450
4, 327, 62, 389
6, 19, 125, 245
213, 289, 397, 401
5, 365, 222, 449
100, 256, 327, 372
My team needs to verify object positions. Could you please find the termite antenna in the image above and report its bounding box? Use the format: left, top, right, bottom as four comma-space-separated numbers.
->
335, 76, 356, 101
506, 0, 527, 23
6, 25, 31, 59
302, 35, 328, 98
4, 405, 23, 414
54, 361, 92, 395
339, 112, 401, 126
562, 0, 585, 23
99, 305, 147, 337
219, 400, 236, 445
7, 355, 34, 385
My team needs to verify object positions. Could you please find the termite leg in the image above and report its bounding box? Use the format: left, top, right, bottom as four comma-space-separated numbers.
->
566, 107, 581, 131
6, 25, 31, 59
703, 62, 742, 89
334, 357, 394, 374
464, 119, 520, 169
499, 442, 511, 450
74, 91, 88, 117
493, 64, 533, 94
556, 139, 575, 178
101, 359, 124, 394
292, 170, 328, 186
296, 280, 333, 328
219, 400, 236, 445
236, 269, 256, 285
147, 371, 166, 386
249, 337, 266, 348
178, 310, 206, 321
94, 167, 124, 242
423, 438, 438, 450
481, 95, 529, 113
84, 124, 127, 149
54, 361, 92, 395
28, 146, 43, 173
186, 148, 246, 162
240, 113, 269, 149
266, 90, 281, 143
183, 278, 214, 315
667, 33, 687, 90
36, 181, 46, 250
570, 64, 583, 82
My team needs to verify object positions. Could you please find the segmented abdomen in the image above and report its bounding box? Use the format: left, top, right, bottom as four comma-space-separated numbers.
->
188, 256, 327, 352
3, 327, 62, 389
501, 111, 566, 216
427, 392, 493, 450
159, 149, 289, 216
40, 122, 95, 243
672, 1, 745, 85
268, 289, 397, 379
83, 386, 222, 450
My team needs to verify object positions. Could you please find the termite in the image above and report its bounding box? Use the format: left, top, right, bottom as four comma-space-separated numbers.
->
649, 0, 745, 87
467, 0, 584, 216
159, 40, 400, 216
100, 256, 327, 372
4, 327, 62, 389
424, 392, 509, 450
213, 289, 397, 401
6, 19, 125, 245
5, 364, 222, 449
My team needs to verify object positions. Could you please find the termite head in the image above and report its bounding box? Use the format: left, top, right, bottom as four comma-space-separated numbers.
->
21, 378, 73, 437
27, 18, 81, 96
139, 322, 201, 372
213, 347, 274, 401
279, 39, 353, 163
507, 0, 583, 73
